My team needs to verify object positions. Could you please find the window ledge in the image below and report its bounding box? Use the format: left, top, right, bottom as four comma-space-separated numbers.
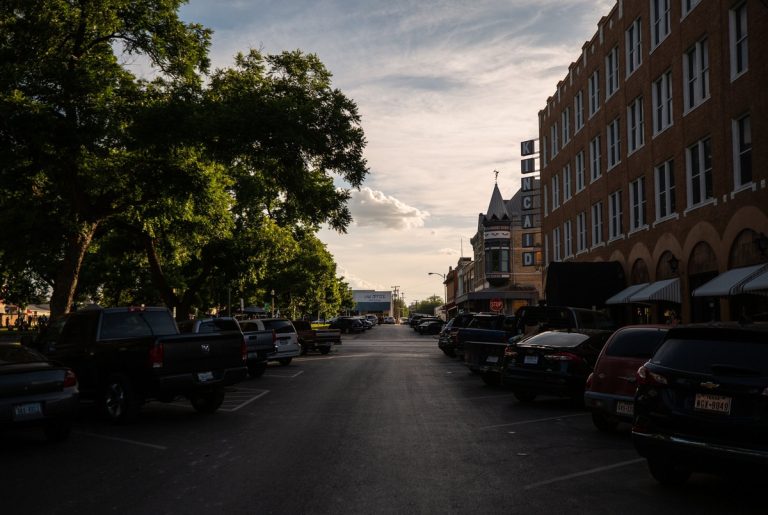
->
628, 224, 650, 236
590, 242, 606, 251
590, 174, 603, 184
682, 97, 710, 117
731, 182, 756, 198
606, 161, 621, 172
684, 198, 716, 216
652, 124, 673, 139
626, 145, 645, 158
608, 234, 626, 244
576, 248, 590, 257
731, 69, 748, 83
652, 213, 679, 228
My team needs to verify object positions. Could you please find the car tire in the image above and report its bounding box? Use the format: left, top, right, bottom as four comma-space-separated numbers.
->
647, 456, 691, 486
247, 361, 267, 378
44, 419, 72, 442
102, 374, 140, 424
190, 389, 225, 414
481, 371, 501, 387
514, 391, 537, 403
591, 411, 619, 432
278, 357, 293, 366
319, 347, 331, 355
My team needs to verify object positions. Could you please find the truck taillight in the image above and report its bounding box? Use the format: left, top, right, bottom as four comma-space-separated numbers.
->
636, 365, 667, 386
504, 346, 517, 358
148, 343, 164, 368
241, 337, 248, 362
63, 369, 77, 388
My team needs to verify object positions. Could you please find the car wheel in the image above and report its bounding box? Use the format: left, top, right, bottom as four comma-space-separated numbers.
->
190, 389, 225, 414
514, 391, 537, 403
278, 357, 293, 366
591, 411, 619, 433
647, 456, 691, 486
481, 371, 501, 387
102, 374, 140, 424
319, 347, 331, 355
44, 419, 72, 443
247, 361, 267, 378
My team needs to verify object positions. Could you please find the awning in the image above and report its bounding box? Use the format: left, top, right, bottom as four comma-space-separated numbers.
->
692, 264, 768, 297
628, 278, 680, 304
605, 283, 650, 305
742, 267, 768, 294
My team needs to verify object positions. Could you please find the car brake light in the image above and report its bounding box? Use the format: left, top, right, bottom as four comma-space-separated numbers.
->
148, 343, 164, 368
504, 346, 517, 358
63, 369, 77, 388
544, 352, 583, 362
636, 365, 667, 385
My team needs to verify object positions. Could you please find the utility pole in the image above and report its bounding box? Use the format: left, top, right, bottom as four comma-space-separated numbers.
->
391, 285, 400, 321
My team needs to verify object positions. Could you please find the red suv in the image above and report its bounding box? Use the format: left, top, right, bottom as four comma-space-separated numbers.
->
584, 325, 669, 432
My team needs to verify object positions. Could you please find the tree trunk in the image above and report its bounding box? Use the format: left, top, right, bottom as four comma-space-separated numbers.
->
144, 235, 180, 313
49, 221, 100, 319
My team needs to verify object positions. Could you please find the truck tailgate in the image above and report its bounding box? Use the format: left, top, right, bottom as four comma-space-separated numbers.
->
155, 332, 244, 375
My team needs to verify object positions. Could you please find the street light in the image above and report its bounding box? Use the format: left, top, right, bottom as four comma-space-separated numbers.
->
427, 272, 447, 316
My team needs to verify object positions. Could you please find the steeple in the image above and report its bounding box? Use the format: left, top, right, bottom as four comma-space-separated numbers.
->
485, 183, 509, 221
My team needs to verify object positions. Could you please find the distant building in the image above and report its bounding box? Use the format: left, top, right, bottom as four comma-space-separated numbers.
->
351, 290, 393, 315
538, 0, 768, 323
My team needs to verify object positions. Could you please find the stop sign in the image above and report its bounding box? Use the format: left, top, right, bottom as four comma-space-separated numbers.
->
490, 298, 503, 312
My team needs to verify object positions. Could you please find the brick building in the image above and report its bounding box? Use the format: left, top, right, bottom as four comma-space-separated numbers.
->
539, 0, 767, 324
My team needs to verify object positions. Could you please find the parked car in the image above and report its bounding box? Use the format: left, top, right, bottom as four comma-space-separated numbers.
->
328, 317, 365, 334
416, 318, 444, 335
458, 313, 519, 380
632, 324, 768, 485
409, 314, 431, 329
365, 314, 379, 327
437, 313, 476, 357
39, 306, 248, 422
502, 329, 612, 403
583, 325, 669, 432
292, 320, 340, 355
0, 342, 79, 442
383, 316, 395, 324
514, 305, 615, 334
259, 318, 301, 365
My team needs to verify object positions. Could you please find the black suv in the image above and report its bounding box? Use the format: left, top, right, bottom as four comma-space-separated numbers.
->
633, 324, 768, 485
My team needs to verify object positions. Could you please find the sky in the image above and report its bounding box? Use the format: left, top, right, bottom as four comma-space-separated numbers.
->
178, 0, 614, 305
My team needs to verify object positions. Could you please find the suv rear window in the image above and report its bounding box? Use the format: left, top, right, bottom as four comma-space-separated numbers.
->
262, 320, 296, 334
651, 332, 768, 375
605, 328, 668, 358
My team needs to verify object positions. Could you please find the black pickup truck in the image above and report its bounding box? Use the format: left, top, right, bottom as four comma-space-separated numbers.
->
40, 307, 248, 422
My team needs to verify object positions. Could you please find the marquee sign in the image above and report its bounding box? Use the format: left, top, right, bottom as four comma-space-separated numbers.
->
520, 139, 537, 156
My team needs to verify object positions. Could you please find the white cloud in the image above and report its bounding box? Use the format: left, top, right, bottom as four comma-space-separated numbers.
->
438, 248, 459, 256
348, 187, 430, 230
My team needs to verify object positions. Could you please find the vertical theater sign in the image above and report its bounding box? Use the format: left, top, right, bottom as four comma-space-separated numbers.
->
520, 139, 540, 268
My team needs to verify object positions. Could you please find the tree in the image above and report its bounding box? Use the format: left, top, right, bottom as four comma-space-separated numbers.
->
411, 295, 443, 315
0, 0, 212, 318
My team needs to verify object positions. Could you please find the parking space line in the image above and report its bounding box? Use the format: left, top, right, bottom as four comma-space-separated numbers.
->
479, 413, 588, 429
75, 431, 167, 451
220, 390, 269, 412
523, 458, 645, 490
263, 370, 304, 378
467, 393, 517, 401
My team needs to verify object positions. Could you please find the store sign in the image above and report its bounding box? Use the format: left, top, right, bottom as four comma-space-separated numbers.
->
490, 298, 504, 311
521, 139, 537, 156
523, 252, 536, 266
521, 158, 536, 174
521, 176, 539, 230
522, 233, 536, 248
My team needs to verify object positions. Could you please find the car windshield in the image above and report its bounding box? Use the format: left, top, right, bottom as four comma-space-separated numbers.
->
605, 328, 668, 358
651, 335, 768, 376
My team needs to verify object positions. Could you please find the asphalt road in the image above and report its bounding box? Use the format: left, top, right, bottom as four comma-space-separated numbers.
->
2, 324, 764, 514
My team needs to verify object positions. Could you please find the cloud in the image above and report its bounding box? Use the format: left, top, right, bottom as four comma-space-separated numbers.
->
347, 187, 430, 230
438, 248, 459, 256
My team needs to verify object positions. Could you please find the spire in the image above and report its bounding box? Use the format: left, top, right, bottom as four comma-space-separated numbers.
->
485, 183, 509, 221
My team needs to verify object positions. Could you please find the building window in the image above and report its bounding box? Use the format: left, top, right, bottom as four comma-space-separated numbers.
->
684, 38, 709, 112
686, 137, 713, 207
606, 46, 619, 98
543, 183, 548, 215
629, 177, 646, 231
682, 0, 701, 17
588, 70, 600, 117
486, 247, 510, 273
591, 201, 604, 246
733, 114, 752, 188
651, 0, 671, 48
551, 123, 559, 157
627, 96, 645, 154
574, 91, 584, 132
564, 220, 573, 258
654, 160, 676, 220
575, 150, 585, 192
541, 136, 547, 167
652, 70, 673, 135
576, 211, 587, 252
552, 173, 560, 209
590, 135, 602, 182
563, 164, 572, 202
562, 108, 570, 146
553, 227, 562, 262
730, 2, 748, 79
608, 190, 623, 240
607, 118, 621, 170
626, 17, 642, 76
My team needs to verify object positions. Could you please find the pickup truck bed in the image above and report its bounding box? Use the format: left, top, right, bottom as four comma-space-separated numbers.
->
292, 320, 341, 355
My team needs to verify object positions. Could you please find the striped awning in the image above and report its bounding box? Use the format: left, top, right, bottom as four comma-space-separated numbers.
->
742, 267, 768, 294
628, 278, 681, 304
692, 264, 768, 297
605, 283, 650, 305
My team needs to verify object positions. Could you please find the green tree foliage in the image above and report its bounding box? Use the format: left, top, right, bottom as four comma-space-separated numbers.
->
410, 295, 443, 316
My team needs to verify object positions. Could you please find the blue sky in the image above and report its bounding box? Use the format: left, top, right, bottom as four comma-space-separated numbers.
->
179, 0, 614, 305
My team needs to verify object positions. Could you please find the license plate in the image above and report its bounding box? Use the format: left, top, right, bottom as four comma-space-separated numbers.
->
524, 355, 538, 365
197, 371, 214, 382
14, 402, 43, 420
615, 401, 634, 416
486, 356, 499, 364
694, 393, 732, 414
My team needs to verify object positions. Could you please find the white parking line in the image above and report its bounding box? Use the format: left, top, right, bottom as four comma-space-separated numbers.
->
479, 413, 588, 429
523, 458, 645, 490
75, 431, 167, 451
264, 370, 304, 379
466, 393, 518, 401
220, 390, 270, 412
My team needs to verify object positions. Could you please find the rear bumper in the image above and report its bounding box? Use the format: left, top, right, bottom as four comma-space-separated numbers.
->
633, 430, 768, 469
0, 390, 79, 426
583, 391, 634, 422
156, 366, 248, 392
503, 368, 586, 397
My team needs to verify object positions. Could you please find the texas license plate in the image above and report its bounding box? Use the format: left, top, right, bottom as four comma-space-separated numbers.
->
14, 402, 43, 421
197, 371, 214, 382
524, 355, 538, 365
486, 356, 499, 364
694, 393, 732, 414
615, 401, 634, 416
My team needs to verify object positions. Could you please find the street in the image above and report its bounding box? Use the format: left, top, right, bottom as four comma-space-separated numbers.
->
2, 324, 764, 514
